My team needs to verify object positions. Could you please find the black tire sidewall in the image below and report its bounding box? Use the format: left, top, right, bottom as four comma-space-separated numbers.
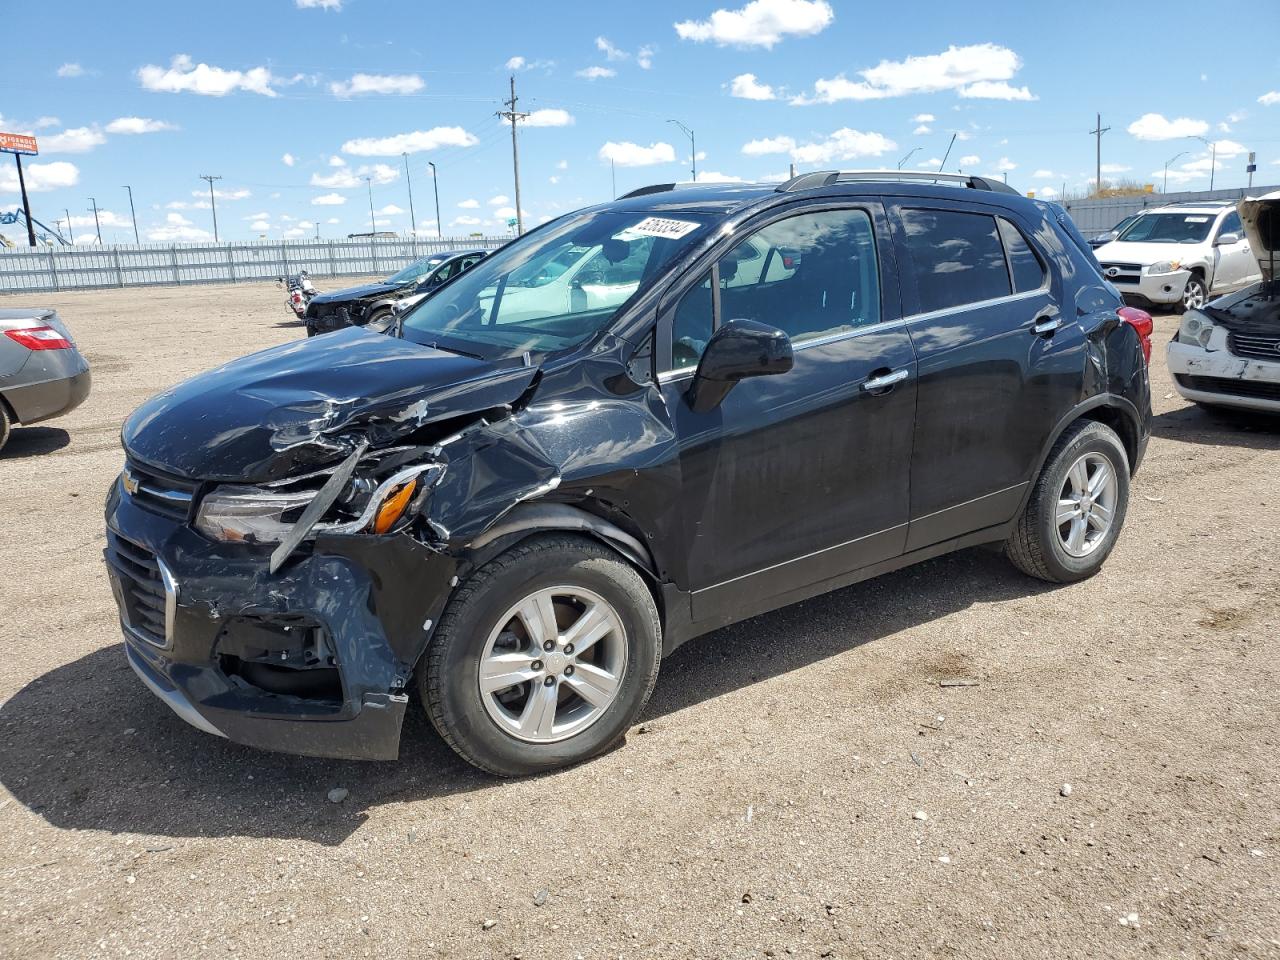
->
0, 403, 9, 453
1035, 426, 1130, 581
425, 540, 660, 775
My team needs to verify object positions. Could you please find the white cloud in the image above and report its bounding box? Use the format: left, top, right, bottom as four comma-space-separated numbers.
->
741, 129, 894, 163
913, 113, 935, 123
40, 126, 106, 154
250, 220, 270, 232
458, 198, 480, 209
961, 155, 982, 166
329, 155, 346, 166
505, 56, 526, 70
576, 66, 616, 80
57, 63, 85, 78
453, 215, 483, 226
1100, 163, 1131, 174
556, 160, 568, 170
137, 54, 280, 97
599, 141, 676, 167
34, 116, 59, 129
637, 45, 655, 69
523, 108, 574, 127
341, 126, 478, 156
282, 152, 296, 167
67, 209, 131, 229
312, 193, 347, 205
596, 36, 629, 61
1031, 168, 1054, 178
792, 43, 1031, 105
284, 227, 308, 238
493, 206, 518, 220
105, 116, 176, 134
376, 204, 404, 215
147, 212, 212, 242
242, 211, 269, 221
296, 0, 341, 8
326, 217, 341, 224
995, 157, 1017, 172
330, 73, 424, 97
1210, 139, 1248, 158
191, 187, 251, 201
913, 124, 931, 135
488, 195, 510, 206
729, 73, 776, 100
1127, 113, 1209, 140
675, 0, 834, 49
695, 171, 746, 182
1033, 186, 1058, 199
1258, 91, 1280, 106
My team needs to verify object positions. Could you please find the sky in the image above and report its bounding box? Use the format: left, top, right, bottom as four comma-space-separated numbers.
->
1, 0, 1278, 244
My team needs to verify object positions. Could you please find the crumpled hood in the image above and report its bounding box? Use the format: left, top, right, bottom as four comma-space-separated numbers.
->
309, 281, 404, 305
1093, 239, 1202, 266
123, 327, 538, 483
1239, 190, 1279, 282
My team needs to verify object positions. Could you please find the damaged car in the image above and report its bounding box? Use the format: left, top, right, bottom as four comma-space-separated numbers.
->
1167, 190, 1280, 412
106, 172, 1152, 775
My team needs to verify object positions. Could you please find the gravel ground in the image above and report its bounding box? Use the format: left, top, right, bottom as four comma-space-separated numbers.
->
1, 280, 1277, 960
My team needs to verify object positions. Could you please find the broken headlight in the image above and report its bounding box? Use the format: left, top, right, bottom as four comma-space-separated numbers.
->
195, 451, 442, 545
1147, 260, 1182, 275
1178, 308, 1215, 350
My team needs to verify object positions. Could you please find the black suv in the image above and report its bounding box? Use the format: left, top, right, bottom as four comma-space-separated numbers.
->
106, 172, 1152, 775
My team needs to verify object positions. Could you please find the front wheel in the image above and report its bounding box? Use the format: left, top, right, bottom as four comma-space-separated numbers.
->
1175, 275, 1207, 314
1005, 420, 1130, 583
420, 535, 661, 776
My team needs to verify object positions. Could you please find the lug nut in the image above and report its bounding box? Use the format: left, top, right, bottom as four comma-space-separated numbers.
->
531, 660, 543, 671
564, 644, 574, 655
543, 676, 556, 686
543, 640, 555, 652
564, 665, 575, 676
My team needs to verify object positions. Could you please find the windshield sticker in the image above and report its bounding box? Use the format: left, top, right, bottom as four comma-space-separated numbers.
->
625, 216, 701, 240
1184, 216, 1210, 223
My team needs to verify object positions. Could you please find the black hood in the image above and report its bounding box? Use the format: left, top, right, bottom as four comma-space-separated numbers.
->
123, 328, 539, 483
309, 281, 405, 305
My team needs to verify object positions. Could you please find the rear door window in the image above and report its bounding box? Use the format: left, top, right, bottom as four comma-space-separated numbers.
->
899, 208, 1011, 313
997, 218, 1048, 292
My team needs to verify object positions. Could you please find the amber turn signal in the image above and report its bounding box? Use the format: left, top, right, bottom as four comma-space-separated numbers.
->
372, 479, 418, 534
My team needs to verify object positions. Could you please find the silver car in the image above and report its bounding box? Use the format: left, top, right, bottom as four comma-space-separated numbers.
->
0, 308, 91, 452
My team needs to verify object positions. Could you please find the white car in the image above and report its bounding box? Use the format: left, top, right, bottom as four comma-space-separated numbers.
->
1166, 191, 1279, 413
1095, 200, 1262, 313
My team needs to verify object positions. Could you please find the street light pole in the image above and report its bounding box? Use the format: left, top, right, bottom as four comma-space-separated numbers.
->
402, 152, 417, 235
668, 119, 696, 180
364, 176, 377, 235
897, 147, 921, 170
88, 197, 103, 244
199, 174, 222, 242
123, 185, 139, 243
1162, 151, 1189, 193
64, 207, 74, 245
1191, 137, 1218, 191
428, 161, 441, 238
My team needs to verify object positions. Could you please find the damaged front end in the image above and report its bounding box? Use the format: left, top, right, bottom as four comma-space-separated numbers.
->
106, 328, 556, 760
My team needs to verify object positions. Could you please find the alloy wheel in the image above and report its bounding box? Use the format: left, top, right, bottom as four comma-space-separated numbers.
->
478, 586, 628, 743
1182, 278, 1206, 311
1056, 453, 1117, 557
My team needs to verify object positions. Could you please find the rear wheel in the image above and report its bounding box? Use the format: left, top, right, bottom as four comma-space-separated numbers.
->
0, 402, 10, 454
1006, 420, 1130, 583
420, 535, 661, 776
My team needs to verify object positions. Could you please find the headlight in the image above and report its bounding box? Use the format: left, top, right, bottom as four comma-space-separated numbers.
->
1148, 260, 1181, 275
195, 456, 441, 544
1178, 309, 1215, 349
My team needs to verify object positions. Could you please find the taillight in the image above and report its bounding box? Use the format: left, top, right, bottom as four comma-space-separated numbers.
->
3, 326, 73, 351
291, 292, 303, 304
1117, 306, 1153, 364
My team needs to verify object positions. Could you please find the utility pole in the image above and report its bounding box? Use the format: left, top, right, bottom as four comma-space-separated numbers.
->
64, 207, 74, 244
897, 147, 920, 170
1162, 151, 1188, 193
1089, 113, 1110, 196
1191, 136, 1218, 191
199, 174, 222, 242
364, 176, 377, 234
668, 119, 696, 180
14, 155, 36, 246
428, 161, 441, 238
123, 185, 139, 243
402, 152, 417, 235
497, 75, 530, 234
88, 197, 103, 244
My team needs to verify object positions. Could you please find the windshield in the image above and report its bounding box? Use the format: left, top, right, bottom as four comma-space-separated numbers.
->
400, 210, 713, 360
385, 256, 449, 285
1116, 212, 1217, 244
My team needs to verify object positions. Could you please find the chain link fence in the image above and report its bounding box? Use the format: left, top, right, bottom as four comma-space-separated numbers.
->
1061, 184, 1280, 234
0, 235, 509, 294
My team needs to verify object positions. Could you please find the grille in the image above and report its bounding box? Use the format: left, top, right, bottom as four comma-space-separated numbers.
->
108, 533, 170, 646
1176, 374, 1280, 402
124, 458, 199, 522
1228, 332, 1280, 363
1100, 262, 1143, 285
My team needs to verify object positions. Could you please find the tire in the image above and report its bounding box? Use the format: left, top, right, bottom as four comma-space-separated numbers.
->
363, 308, 392, 332
0, 401, 10, 454
420, 534, 661, 776
1006, 420, 1130, 584
1175, 274, 1207, 314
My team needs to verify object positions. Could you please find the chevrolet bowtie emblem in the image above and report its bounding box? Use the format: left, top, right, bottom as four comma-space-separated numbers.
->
121, 469, 139, 496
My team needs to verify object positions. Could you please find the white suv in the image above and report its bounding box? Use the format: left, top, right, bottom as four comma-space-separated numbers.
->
1094, 201, 1262, 312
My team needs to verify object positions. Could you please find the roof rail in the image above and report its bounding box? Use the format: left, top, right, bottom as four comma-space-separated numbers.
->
1165, 198, 1234, 207
777, 169, 1022, 197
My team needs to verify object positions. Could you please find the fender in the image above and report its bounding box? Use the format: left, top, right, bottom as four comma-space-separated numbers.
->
467, 502, 656, 575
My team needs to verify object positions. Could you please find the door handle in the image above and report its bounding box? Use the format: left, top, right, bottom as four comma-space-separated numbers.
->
862, 368, 909, 393
1031, 316, 1061, 336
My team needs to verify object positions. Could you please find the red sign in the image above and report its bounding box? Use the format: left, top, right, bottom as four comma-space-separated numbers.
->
0, 132, 38, 156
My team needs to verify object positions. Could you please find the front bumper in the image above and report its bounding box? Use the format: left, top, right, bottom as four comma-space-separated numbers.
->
1167, 338, 1280, 412
1111, 269, 1191, 307
104, 480, 459, 760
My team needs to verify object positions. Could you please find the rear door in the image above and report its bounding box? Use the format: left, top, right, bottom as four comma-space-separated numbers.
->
888, 200, 1085, 551
657, 201, 917, 624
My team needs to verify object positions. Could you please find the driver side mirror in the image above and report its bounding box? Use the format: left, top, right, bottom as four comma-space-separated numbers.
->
686, 319, 794, 413
1215, 232, 1241, 246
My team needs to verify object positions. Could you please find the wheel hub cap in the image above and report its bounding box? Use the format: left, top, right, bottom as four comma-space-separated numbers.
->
1056, 452, 1117, 558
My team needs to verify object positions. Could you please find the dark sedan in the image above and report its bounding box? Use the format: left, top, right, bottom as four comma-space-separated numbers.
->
304, 249, 488, 336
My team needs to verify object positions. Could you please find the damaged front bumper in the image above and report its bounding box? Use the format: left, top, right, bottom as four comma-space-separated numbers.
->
1167, 337, 1280, 412
104, 485, 460, 761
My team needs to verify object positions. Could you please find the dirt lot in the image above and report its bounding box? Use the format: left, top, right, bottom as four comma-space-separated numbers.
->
0, 280, 1277, 960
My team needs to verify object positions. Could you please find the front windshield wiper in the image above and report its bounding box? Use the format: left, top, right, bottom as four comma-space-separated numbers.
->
425, 340, 487, 361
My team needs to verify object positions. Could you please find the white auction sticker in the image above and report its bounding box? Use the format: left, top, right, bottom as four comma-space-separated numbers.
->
625, 216, 701, 240
1185, 216, 1209, 223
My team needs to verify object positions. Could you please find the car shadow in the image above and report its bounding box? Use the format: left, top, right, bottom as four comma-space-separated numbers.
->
1152, 404, 1280, 449
1, 426, 71, 458
0, 548, 1052, 845
272, 320, 307, 329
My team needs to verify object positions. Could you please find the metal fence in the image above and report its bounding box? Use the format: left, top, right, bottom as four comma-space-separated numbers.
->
1061, 184, 1280, 235
0, 235, 509, 294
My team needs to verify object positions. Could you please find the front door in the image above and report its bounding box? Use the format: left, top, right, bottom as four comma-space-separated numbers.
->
657, 202, 917, 625
1212, 210, 1260, 291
